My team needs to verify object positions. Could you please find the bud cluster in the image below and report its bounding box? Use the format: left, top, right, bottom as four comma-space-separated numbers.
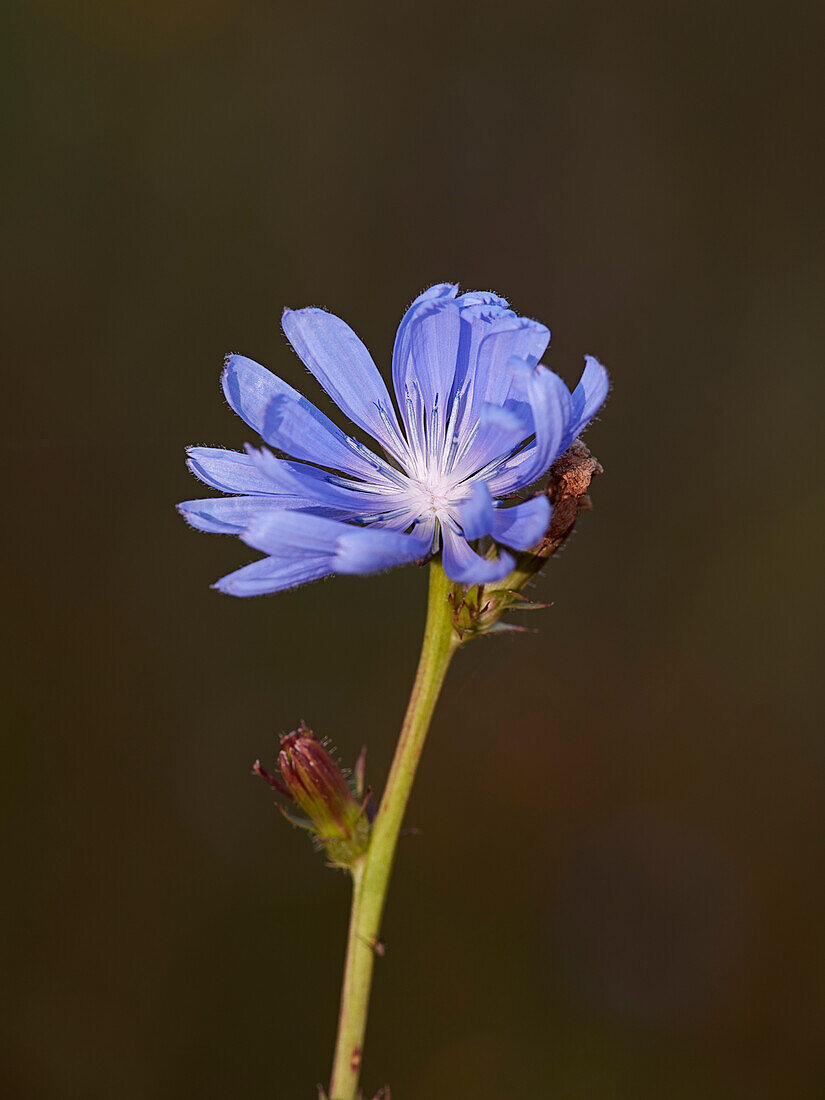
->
254, 723, 370, 870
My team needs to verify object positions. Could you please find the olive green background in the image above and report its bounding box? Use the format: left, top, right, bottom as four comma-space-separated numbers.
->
3, 1, 824, 1097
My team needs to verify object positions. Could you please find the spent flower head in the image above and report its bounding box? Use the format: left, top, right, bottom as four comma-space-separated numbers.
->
179, 284, 608, 595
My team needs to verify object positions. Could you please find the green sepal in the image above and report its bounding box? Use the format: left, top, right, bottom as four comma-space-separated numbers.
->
275, 804, 316, 832
480, 621, 533, 636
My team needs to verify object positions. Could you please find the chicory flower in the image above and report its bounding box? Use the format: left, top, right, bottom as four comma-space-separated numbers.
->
179, 284, 608, 595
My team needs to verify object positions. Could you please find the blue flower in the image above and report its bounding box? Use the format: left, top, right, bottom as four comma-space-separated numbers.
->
179, 284, 608, 596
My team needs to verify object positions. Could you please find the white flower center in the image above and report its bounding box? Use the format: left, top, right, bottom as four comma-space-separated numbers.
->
403, 469, 465, 522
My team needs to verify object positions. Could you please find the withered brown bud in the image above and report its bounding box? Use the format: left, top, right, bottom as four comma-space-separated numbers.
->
529, 439, 603, 563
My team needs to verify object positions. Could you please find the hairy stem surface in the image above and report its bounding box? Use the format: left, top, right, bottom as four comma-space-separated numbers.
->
329, 562, 458, 1099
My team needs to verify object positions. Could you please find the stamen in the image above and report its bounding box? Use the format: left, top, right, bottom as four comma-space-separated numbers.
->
442, 383, 468, 472
344, 436, 409, 489
448, 420, 481, 475
374, 402, 409, 466
403, 382, 428, 479
427, 396, 441, 467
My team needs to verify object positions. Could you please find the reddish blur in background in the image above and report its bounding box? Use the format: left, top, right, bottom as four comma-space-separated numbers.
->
3, 2, 824, 1097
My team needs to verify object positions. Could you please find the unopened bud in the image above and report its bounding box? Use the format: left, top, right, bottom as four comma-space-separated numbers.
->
255, 723, 370, 869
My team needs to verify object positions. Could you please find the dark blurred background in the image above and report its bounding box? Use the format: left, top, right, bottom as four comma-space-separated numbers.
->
3, 1, 824, 1097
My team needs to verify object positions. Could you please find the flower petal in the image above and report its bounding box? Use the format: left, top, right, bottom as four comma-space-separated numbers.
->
392, 283, 458, 394
456, 481, 495, 541
223, 353, 327, 438
452, 402, 530, 478
451, 292, 515, 400
454, 291, 509, 309
241, 511, 429, 576
186, 447, 323, 495
471, 317, 550, 412
440, 526, 515, 585
392, 288, 459, 416
177, 496, 286, 534
394, 301, 462, 459
491, 495, 552, 550
484, 445, 535, 496
242, 510, 351, 556
332, 524, 430, 574
563, 355, 609, 449
282, 307, 403, 452
222, 354, 386, 481
243, 445, 387, 516
411, 301, 461, 406
262, 394, 397, 483
496, 362, 572, 490
214, 553, 332, 597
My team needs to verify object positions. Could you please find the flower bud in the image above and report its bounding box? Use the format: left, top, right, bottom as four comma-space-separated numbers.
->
255, 723, 370, 869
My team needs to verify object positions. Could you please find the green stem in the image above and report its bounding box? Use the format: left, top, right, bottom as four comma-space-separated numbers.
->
328, 562, 459, 1100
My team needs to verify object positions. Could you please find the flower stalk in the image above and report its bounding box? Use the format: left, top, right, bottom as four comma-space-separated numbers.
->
328, 561, 459, 1100
327, 441, 603, 1098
